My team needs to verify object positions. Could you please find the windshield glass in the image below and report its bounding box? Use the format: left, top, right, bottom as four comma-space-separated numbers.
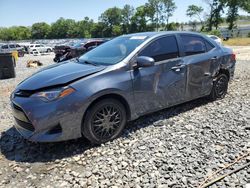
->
79, 35, 148, 65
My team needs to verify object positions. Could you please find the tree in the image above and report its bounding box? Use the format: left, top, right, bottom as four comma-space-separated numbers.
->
186, 5, 204, 31
225, 0, 249, 30
0, 26, 31, 40
204, 0, 224, 31
50, 18, 78, 39
99, 7, 122, 27
163, 0, 177, 28
121, 4, 135, 33
239, 0, 250, 13
131, 5, 151, 33
31, 22, 51, 39
145, 0, 177, 31
186, 5, 204, 23
112, 25, 122, 36
76, 17, 94, 38
213, 0, 225, 30
91, 22, 106, 38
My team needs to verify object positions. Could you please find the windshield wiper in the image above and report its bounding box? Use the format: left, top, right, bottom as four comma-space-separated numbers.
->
83, 60, 98, 66
75, 57, 98, 66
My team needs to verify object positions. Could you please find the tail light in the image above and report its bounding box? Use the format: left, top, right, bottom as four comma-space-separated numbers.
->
232, 53, 236, 61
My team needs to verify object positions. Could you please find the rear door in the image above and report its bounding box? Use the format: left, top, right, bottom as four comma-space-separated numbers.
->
178, 34, 217, 100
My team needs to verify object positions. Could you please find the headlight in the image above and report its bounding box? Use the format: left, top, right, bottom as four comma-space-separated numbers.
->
31, 87, 75, 102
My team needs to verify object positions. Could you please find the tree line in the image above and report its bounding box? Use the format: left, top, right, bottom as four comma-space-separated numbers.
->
0, 0, 249, 41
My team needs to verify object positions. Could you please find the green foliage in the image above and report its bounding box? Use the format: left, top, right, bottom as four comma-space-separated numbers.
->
226, 0, 239, 30
145, 0, 176, 30
205, 0, 225, 31
248, 32, 250, 37
0, 26, 31, 40
186, 5, 205, 31
99, 7, 123, 27
0, 0, 248, 41
186, 5, 204, 19
121, 4, 135, 33
130, 5, 151, 33
50, 18, 78, 39
225, 0, 250, 30
31, 22, 51, 39
165, 22, 180, 31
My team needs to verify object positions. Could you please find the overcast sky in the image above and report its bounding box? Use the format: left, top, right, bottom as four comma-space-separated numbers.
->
0, 0, 248, 27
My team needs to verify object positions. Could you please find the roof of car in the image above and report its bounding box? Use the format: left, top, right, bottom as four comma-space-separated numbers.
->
123, 31, 205, 38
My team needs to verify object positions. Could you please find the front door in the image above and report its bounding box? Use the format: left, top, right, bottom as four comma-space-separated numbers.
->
131, 35, 187, 116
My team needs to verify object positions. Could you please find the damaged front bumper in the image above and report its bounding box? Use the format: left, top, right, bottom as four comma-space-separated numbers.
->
10, 93, 84, 142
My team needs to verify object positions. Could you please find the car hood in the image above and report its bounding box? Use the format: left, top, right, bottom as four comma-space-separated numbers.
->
17, 61, 106, 90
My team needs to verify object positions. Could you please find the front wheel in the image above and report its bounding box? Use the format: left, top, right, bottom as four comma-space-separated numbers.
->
82, 99, 127, 144
209, 73, 229, 100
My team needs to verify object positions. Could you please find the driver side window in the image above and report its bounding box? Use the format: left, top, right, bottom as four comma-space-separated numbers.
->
139, 35, 179, 62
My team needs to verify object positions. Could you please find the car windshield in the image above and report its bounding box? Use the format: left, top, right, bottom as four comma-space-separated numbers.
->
79, 35, 148, 65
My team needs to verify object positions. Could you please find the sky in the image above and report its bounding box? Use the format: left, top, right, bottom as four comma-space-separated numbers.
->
0, 0, 248, 27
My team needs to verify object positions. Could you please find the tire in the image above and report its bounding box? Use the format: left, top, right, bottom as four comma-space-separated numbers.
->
47, 49, 52, 53
208, 73, 229, 100
82, 99, 127, 144
18, 51, 24, 57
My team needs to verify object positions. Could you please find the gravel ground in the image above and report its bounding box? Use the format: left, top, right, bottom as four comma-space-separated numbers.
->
0, 48, 249, 188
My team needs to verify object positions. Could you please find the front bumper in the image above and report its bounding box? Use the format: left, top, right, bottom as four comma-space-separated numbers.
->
11, 93, 84, 142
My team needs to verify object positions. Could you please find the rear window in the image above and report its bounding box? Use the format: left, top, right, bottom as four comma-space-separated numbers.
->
205, 40, 215, 52
180, 35, 206, 56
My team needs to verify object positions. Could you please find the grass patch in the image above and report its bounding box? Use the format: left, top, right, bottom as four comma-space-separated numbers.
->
223, 38, 250, 46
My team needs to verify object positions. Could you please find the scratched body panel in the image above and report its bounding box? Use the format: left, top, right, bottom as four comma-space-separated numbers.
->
10, 31, 236, 142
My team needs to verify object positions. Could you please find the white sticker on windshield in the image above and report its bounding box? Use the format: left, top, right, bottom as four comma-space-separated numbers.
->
130, 36, 147, 40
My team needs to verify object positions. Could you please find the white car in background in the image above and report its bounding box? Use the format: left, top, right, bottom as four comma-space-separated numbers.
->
207, 35, 222, 45
28, 44, 53, 54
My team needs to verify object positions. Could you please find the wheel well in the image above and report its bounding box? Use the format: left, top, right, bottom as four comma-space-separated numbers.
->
83, 94, 131, 124
218, 69, 230, 80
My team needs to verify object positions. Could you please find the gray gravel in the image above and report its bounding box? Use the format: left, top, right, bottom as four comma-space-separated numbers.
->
0, 52, 249, 188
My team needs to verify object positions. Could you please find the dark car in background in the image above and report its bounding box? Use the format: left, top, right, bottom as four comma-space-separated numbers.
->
11, 31, 236, 144
53, 39, 107, 62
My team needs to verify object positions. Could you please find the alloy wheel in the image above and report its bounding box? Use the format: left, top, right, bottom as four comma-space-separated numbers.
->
91, 105, 122, 140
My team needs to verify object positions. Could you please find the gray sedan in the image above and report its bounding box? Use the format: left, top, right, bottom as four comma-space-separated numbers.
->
11, 31, 236, 144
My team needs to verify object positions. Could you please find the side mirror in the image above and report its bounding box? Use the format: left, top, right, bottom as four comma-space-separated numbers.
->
136, 56, 155, 68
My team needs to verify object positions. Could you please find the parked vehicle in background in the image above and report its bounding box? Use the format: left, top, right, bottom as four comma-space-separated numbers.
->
11, 31, 236, 144
17, 42, 31, 54
0, 43, 25, 57
28, 44, 53, 54
53, 39, 107, 62
207, 35, 222, 45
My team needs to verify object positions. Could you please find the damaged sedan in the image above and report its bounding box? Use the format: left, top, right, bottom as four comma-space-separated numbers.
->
10, 31, 236, 144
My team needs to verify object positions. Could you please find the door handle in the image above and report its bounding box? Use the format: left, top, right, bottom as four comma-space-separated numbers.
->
171, 64, 186, 72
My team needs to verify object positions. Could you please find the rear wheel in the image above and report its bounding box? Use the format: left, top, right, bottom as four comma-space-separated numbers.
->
82, 99, 127, 144
209, 73, 229, 100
